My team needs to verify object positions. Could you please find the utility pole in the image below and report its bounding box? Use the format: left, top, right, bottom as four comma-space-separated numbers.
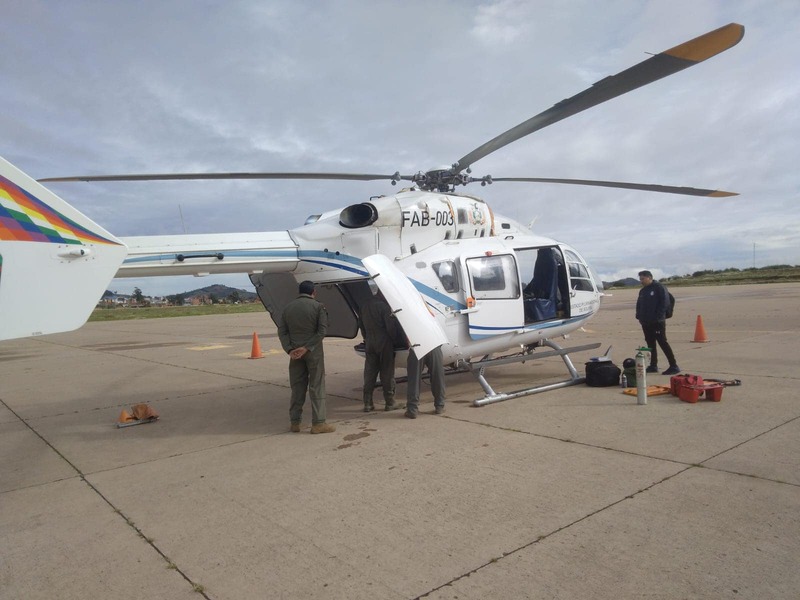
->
179, 204, 188, 234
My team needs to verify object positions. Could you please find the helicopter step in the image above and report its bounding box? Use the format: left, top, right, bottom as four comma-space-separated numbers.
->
469, 340, 601, 407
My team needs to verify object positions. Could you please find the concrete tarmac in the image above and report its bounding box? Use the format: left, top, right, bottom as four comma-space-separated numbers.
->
1, 283, 798, 599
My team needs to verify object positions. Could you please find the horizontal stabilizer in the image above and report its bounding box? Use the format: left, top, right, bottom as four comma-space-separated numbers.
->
0, 157, 128, 341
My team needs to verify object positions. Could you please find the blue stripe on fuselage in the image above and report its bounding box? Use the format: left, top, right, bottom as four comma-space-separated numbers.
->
467, 313, 593, 338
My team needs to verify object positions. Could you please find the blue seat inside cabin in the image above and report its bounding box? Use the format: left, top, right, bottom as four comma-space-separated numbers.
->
524, 250, 558, 321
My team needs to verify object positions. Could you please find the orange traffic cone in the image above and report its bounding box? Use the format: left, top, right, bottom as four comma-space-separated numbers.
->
692, 315, 710, 343
249, 332, 264, 359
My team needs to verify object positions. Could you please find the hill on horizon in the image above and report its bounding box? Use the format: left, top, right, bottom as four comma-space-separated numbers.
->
179, 284, 258, 301
602, 277, 639, 288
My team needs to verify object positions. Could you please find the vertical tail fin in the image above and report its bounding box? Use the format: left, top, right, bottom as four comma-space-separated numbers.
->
0, 157, 128, 341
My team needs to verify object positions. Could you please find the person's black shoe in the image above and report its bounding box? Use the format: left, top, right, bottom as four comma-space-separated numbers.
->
404, 410, 417, 419
646, 365, 659, 373
662, 365, 681, 375
363, 403, 374, 413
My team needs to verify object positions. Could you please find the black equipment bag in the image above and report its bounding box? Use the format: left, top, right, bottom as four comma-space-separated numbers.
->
665, 291, 675, 319
585, 361, 621, 387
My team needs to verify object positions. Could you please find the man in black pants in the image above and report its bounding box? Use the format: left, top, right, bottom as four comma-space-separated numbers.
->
636, 270, 680, 375
405, 346, 446, 418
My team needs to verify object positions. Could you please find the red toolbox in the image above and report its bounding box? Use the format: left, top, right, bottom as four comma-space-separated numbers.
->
671, 375, 724, 403
671, 374, 703, 396
678, 384, 702, 403
704, 384, 724, 402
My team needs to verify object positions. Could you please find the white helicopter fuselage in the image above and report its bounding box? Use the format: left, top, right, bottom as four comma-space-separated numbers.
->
116, 189, 602, 365
0, 23, 742, 399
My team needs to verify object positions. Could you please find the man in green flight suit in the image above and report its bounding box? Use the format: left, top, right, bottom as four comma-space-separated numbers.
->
277, 280, 336, 434
360, 289, 400, 412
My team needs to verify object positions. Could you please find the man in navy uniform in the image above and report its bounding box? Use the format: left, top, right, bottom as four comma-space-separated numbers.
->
636, 270, 680, 375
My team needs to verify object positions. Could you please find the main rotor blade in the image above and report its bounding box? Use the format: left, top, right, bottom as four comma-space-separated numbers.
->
38, 172, 403, 183
454, 23, 744, 172
487, 177, 737, 197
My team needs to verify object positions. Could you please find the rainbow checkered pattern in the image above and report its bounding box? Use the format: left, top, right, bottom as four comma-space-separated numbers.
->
0, 174, 118, 245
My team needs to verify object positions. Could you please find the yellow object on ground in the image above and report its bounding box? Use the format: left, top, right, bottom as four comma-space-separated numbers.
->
622, 385, 672, 397
116, 403, 159, 427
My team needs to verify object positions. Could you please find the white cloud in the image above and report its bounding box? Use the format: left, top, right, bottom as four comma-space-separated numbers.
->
2, 0, 799, 295
471, 0, 531, 47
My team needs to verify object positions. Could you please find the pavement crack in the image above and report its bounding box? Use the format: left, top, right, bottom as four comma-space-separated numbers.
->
1, 397, 212, 599
415, 466, 694, 598
447, 414, 800, 487
16, 382, 263, 423
694, 413, 800, 487
413, 412, 800, 597
28, 337, 268, 384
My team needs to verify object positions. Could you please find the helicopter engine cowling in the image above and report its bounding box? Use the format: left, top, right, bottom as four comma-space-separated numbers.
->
339, 202, 378, 228
290, 190, 497, 278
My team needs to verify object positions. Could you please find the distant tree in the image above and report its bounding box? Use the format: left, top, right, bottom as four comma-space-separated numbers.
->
227, 290, 241, 303
133, 287, 145, 304
171, 293, 186, 306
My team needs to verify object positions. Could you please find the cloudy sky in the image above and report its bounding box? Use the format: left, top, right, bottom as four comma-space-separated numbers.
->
3, 0, 798, 295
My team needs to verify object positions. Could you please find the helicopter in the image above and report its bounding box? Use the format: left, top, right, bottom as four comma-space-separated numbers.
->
0, 23, 743, 405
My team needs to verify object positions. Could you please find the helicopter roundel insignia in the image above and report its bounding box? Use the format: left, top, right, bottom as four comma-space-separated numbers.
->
468, 203, 486, 226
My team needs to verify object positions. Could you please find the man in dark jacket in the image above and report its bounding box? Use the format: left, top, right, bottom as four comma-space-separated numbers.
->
360, 290, 400, 412
277, 281, 335, 434
636, 270, 680, 375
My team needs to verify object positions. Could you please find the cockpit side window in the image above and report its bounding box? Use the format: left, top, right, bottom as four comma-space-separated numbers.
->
466, 254, 520, 300
564, 249, 595, 292
432, 260, 459, 293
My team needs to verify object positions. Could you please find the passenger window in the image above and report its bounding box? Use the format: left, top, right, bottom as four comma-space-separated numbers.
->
564, 249, 595, 292
568, 262, 590, 279
466, 255, 520, 300
432, 260, 459, 293
572, 279, 594, 291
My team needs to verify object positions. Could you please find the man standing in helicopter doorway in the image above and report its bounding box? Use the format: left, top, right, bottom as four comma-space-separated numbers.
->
636, 270, 681, 376
360, 287, 400, 412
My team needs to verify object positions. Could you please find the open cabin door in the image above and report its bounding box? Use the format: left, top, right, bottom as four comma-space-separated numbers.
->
516, 246, 571, 322
562, 247, 600, 318
250, 272, 359, 338
362, 254, 447, 358
460, 250, 523, 339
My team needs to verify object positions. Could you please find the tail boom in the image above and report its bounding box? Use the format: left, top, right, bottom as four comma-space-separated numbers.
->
0, 157, 127, 340
118, 232, 299, 277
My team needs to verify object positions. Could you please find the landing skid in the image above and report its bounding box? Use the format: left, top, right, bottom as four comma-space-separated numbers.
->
469, 340, 601, 407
